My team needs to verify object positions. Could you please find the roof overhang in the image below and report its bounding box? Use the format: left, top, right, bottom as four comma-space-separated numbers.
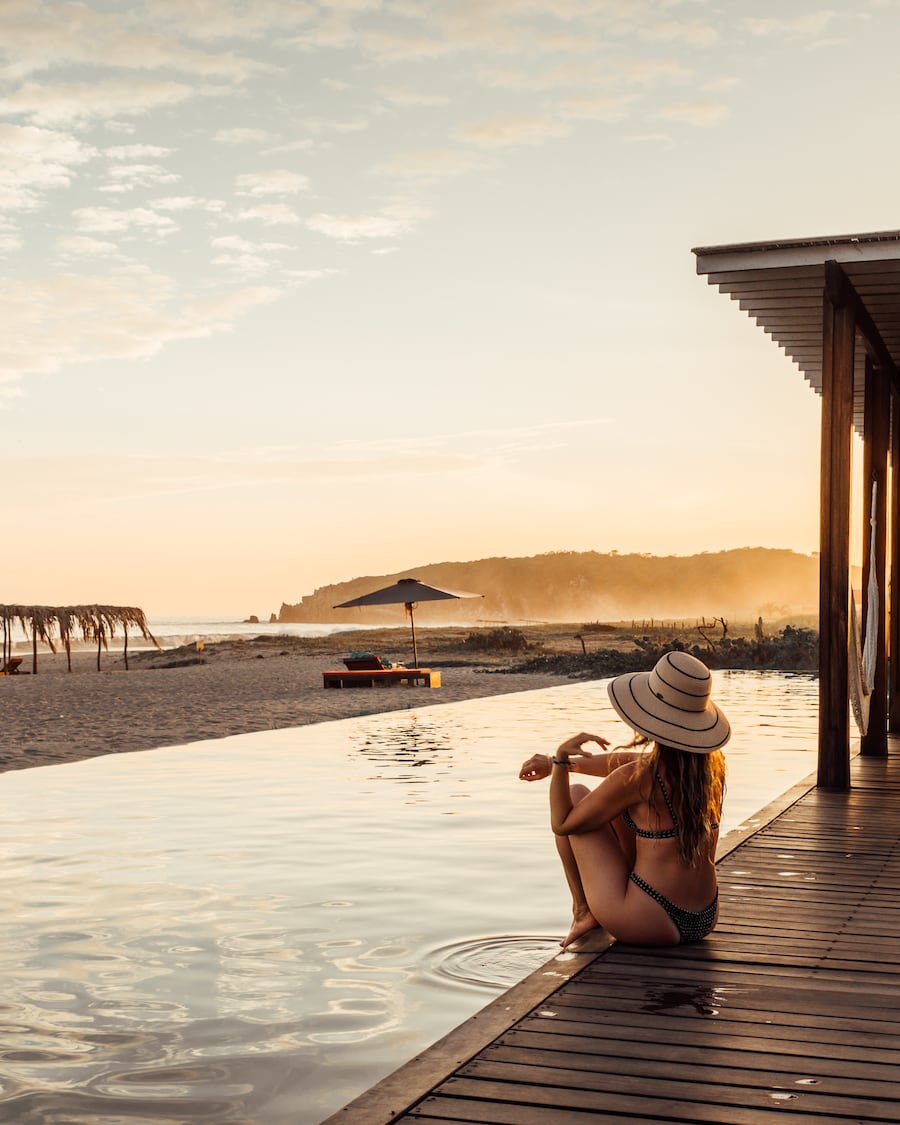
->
693, 230, 900, 430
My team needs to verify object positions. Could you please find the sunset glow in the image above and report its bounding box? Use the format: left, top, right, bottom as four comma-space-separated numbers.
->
2, 2, 891, 615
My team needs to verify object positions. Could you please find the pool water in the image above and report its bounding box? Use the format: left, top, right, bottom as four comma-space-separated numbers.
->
0, 672, 818, 1123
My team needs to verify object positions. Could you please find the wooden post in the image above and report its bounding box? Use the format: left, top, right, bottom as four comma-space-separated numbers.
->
861, 357, 889, 756
406, 603, 418, 667
891, 393, 900, 731
818, 263, 855, 790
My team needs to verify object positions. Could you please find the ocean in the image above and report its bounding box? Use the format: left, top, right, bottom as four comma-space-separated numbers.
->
5, 616, 372, 653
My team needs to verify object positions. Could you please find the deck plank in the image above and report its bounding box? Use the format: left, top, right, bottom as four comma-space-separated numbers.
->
324, 743, 900, 1124
483, 1040, 900, 1086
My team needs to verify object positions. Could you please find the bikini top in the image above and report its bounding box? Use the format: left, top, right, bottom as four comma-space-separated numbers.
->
622, 770, 678, 839
622, 770, 720, 839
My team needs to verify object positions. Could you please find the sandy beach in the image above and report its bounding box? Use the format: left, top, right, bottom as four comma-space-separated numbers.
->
0, 626, 581, 774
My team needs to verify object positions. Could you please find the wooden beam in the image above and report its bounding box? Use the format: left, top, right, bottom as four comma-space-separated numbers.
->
826, 260, 900, 398
818, 264, 856, 789
890, 397, 900, 732
861, 356, 889, 756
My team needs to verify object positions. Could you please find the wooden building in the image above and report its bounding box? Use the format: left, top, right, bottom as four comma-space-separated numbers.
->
694, 231, 900, 788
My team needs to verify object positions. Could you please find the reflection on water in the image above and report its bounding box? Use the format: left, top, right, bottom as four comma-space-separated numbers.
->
0, 672, 817, 1123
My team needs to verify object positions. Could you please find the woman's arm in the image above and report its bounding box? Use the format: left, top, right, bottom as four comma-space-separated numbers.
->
550, 738, 646, 835
575, 747, 644, 776
519, 732, 635, 782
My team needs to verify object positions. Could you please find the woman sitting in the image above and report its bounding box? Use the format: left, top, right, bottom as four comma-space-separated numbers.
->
519, 650, 729, 948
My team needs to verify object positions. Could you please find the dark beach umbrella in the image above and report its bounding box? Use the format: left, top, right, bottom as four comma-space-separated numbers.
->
334, 578, 483, 666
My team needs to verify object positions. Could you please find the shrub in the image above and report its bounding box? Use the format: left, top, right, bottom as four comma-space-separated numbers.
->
463, 627, 533, 653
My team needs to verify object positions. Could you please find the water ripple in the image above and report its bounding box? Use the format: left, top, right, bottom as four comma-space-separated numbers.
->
424, 935, 561, 992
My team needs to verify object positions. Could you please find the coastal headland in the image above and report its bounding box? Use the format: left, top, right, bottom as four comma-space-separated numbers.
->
278, 547, 820, 626
1, 620, 816, 776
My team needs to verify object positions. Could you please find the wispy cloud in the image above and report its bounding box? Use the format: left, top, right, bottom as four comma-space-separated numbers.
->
334, 417, 611, 460
480, 62, 605, 93
103, 162, 181, 192
302, 115, 369, 136
145, 0, 320, 43
453, 112, 571, 148
656, 99, 728, 126
0, 78, 198, 126
307, 201, 429, 242
73, 206, 179, 236
0, 0, 770, 398
212, 235, 289, 254
0, 270, 280, 385
263, 137, 316, 156
56, 234, 126, 260
0, 447, 482, 509
742, 12, 838, 39
235, 170, 311, 196
0, 2, 266, 82
153, 196, 228, 214
378, 86, 451, 107
215, 127, 274, 145
210, 233, 292, 278
106, 144, 175, 159
285, 267, 341, 286
559, 93, 637, 123
372, 146, 486, 185
211, 250, 272, 277
0, 124, 96, 212
0, 232, 23, 255
640, 19, 720, 48
624, 58, 693, 86
236, 202, 302, 226
307, 212, 407, 241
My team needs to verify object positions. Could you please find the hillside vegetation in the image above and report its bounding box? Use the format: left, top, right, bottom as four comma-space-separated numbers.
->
279, 548, 819, 626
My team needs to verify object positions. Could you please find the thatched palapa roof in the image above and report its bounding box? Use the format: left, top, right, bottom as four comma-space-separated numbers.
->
1, 604, 159, 672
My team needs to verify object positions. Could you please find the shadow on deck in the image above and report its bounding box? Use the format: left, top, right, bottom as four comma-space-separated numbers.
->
324, 741, 900, 1124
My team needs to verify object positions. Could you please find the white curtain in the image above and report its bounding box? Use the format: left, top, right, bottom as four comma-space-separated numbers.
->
850, 481, 879, 735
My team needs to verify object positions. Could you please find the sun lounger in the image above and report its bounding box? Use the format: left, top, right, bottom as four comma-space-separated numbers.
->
322, 667, 441, 689
343, 653, 391, 671
1, 657, 22, 675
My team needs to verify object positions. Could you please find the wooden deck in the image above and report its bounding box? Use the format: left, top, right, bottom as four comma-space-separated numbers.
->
325, 743, 900, 1124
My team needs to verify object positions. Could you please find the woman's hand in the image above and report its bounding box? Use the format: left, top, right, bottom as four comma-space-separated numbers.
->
518, 753, 552, 781
555, 732, 610, 764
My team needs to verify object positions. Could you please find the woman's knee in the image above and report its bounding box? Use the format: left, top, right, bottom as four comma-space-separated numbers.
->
554, 784, 592, 837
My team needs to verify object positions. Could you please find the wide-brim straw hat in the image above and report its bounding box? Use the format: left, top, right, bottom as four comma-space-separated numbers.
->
607, 650, 730, 753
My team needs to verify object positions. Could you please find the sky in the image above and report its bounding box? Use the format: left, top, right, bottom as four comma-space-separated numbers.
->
1, 0, 894, 617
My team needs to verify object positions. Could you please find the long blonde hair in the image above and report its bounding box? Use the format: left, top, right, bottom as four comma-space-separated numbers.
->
632, 740, 726, 867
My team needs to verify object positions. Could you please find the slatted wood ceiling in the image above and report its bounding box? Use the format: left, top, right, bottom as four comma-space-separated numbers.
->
694, 230, 900, 433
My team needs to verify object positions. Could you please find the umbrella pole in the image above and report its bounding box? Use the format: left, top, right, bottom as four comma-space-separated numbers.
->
406, 602, 418, 667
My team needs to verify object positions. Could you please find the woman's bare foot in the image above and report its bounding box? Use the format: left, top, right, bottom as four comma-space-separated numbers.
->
561, 909, 599, 949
